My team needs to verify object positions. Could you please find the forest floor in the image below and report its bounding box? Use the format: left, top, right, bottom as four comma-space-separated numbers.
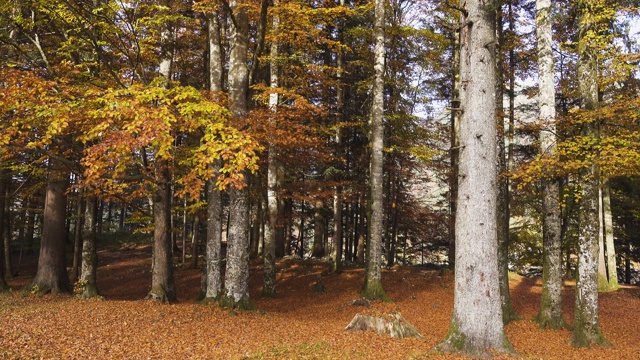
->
1, 243, 640, 359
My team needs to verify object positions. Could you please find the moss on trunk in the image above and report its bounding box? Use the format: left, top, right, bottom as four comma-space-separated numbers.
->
219, 294, 256, 311
361, 279, 390, 302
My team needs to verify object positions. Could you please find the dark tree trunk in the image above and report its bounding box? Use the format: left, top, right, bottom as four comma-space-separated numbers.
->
80, 195, 99, 298
2, 169, 13, 279
146, 160, 177, 303
191, 215, 200, 269
31, 166, 71, 294
70, 196, 85, 282
312, 199, 325, 258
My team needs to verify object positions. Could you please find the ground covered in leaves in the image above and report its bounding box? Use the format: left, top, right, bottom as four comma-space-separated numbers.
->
2, 244, 640, 359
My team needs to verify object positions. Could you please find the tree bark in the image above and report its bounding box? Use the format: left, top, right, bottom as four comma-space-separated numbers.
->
362, 0, 388, 301
70, 195, 85, 282
80, 195, 99, 298
31, 163, 71, 294
496, 2, 518, 324
534, 0, 566, 330
602, 183, 618, 290
221, 0, 253, 310
200, 10, 225, 301
146, 160, 177, 303
573, 0, 608, 347
263, 0, 279, 297
435, 0, 513, 355
146, 20, 177, 303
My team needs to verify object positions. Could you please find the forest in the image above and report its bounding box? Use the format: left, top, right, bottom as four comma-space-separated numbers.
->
1, 0, 640, 358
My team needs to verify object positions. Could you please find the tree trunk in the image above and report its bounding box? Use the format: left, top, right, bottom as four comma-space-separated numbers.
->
597, 186, 608, 289
534, 0, 566, 330
80, 195, 99, 299
191, 215, 200, 269
31, 165, 71, 294
221, 0, 253, 310
70, 195, 85, 282
2, 169, 13, 280
312, 199, 325, 258
356, 197, 366, 265
146, 160, 177, 303
435, 0, 513, 355
362, 0, 388, 302
146, 21, 177, 303
495, 2, 518, 324
263, 0, 279, 297
200, 10, 225, 301
332, 0, 345, 271
573, 0, 608, 346
602, 183, 618, 290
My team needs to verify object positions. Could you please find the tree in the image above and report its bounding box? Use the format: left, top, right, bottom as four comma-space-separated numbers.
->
362, 0, 389, 302
201, 8, 224, 302
146, 17, 178, 303
534, 0, 567, 330
263, 0, 280, 297
221, 0, 254, 310
496, 0, 519, 324
572, 0, 609, 347
435, 0, 513, 355
31, 160, 71, 294
79, 195, 99, 299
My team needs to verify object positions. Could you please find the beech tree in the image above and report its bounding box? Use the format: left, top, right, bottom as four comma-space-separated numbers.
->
534, 0, 566, 330
221, 0, 253, 310
572, 0, 609, 347
435, 0, 513, 355
362, 0, 388, 301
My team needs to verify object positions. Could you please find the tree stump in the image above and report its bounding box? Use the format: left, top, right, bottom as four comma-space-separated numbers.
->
344, 312, 423, 339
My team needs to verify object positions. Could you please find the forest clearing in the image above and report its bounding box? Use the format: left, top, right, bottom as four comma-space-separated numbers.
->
1, 243, 639, 359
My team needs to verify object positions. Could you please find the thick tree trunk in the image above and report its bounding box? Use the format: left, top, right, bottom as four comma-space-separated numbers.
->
221, 0, 253, 310
146, 161, 177, 303
362, 0, 388, 301
222, 187, 252, 308
200, 10, 224, 301
573, 0, 608, 346
32, 166, 71, 294
202, 176, 223, 300
80, 195, 99, 298
146, 21, 177, 303
435, 0, 513, 356
534, 0, 566, 330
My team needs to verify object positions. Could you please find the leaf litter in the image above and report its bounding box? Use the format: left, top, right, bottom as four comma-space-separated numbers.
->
1, 246, 639, 359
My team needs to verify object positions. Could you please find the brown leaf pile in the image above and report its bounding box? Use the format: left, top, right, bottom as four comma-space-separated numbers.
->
1, 247, 640, 359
